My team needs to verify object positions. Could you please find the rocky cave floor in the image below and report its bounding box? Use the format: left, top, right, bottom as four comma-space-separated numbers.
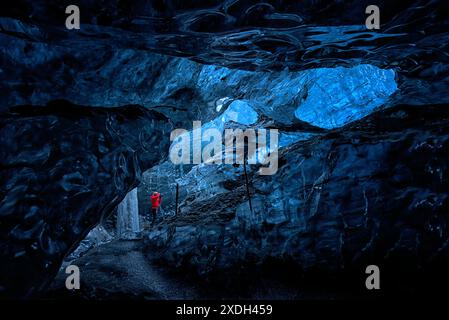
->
48, 239, 203, 300
46, 231, 358, 300
45, 209, 363, 300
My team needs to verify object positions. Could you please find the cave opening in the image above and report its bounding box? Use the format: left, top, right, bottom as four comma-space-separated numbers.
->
43, 62, 400, 300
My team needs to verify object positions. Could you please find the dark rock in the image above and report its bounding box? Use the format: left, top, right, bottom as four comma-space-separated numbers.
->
0, 100, 171, 298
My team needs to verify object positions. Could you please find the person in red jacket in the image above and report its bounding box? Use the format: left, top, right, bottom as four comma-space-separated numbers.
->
151, 191, 162, 226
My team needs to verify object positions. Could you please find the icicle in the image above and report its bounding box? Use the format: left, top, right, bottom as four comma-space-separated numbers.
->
116, 188, 140, 239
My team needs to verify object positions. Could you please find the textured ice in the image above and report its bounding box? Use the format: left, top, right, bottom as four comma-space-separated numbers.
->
170, 99, 259, 157
294, 65, 397, 129
0, 36, 397, 130
195, 62, 397, 129
116, 188, 140, 239
220, 100, 258, 126
171, 63, 396, 163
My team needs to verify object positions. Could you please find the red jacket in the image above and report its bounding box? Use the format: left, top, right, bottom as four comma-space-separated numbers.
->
151, 193, 162, 208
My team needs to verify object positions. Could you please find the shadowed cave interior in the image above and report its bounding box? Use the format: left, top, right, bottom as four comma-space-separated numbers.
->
1, 0, 449, 299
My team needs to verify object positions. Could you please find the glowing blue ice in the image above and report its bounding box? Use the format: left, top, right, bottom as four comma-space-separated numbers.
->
218, 100, 259, 126
279, 132, 315, 148
170, 61, 397, 161
170, 99, 259, 155
194, 62, 397, 129
294, 65, 397, 129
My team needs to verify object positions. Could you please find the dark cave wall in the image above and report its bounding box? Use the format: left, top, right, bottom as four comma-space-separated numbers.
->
144, 105, 449, 293
0, 101, 171, 297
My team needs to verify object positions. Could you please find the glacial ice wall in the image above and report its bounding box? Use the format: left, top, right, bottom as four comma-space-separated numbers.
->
0, 33, 397, 130
117, 188, 140, 240
294, 65, 397, 129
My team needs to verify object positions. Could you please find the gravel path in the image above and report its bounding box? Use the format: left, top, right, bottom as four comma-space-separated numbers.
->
50, 239, 202, 299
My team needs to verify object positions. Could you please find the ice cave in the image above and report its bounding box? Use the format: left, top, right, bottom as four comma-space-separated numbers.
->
0, 0, 449, 300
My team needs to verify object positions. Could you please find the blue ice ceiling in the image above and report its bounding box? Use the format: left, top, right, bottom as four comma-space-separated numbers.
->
171, 62, 397, 152
215, 99, 259, 127
168, 61, 398, 164
193, 62, 397, 130
0, 37, 397, 131
294, 65, 397, 129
